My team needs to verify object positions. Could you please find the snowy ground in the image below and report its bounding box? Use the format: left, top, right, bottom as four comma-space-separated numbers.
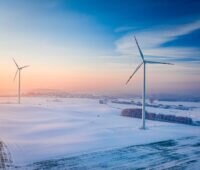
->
24, 136, 200, 170
0, 97, 199, 169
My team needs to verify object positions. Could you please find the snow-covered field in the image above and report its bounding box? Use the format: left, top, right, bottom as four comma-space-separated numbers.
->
0, 97, 199, 169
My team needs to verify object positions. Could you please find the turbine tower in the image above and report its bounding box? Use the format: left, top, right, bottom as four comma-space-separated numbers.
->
126, 36, 173, 129
13, 58, 29, 104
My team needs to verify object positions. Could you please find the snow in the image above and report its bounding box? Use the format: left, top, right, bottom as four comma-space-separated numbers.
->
0, 97, 199, 166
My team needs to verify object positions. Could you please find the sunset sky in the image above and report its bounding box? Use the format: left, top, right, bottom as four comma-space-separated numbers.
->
0, 0, 200, 96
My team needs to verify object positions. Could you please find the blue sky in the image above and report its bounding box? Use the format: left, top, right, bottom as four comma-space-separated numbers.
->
0, 0, 200, 96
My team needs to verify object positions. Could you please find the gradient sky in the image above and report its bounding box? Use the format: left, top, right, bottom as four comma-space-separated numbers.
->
0, 0, 200, 96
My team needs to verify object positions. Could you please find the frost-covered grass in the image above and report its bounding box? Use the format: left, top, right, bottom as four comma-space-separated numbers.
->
0, 97, 199, 167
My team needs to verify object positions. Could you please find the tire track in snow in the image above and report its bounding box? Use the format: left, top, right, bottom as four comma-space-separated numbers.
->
16, 136, 200, 170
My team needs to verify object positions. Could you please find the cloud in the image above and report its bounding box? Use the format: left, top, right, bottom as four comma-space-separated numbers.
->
115, 20, 200, 63
114, 26, 136, 33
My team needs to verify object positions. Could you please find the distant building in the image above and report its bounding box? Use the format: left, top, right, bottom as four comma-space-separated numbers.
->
99, 98, 108, 104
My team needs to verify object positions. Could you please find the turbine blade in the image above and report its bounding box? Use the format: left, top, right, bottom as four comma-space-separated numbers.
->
12, 58, 19, 68
146, 61, 173, 65
13, 69, 19, 81
134, 36, 144, 61
126, 62, 143, 85
20, 65, 30, 69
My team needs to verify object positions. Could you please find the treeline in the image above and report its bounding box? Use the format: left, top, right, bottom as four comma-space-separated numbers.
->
121, 108, 194, 125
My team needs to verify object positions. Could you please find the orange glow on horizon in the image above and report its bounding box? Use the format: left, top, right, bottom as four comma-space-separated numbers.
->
1, 62, 199, 96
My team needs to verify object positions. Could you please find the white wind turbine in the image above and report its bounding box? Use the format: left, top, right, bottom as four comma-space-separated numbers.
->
126, 36, 173, 129
13, 58, 29, 104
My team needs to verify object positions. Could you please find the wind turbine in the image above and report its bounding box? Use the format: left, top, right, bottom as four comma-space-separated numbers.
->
126, 36, 173, 129
13, 58, 29, 104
